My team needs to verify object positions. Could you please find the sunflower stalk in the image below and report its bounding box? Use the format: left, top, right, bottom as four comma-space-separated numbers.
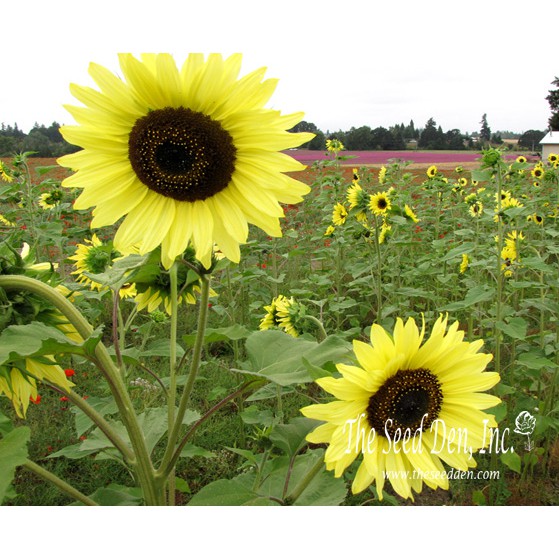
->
283, 452, 325, 505
22, 459, 99, 506
157, 274, 211, 482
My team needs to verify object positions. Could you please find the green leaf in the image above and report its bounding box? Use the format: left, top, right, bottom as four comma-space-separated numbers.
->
0, 426, 30, 504
86, 484, 143, 506
516, 352, 556, 370
269, 417, 319, 457
142, 339, 185, 359
73, 396, 119, 437
496, 317, 527, 340
0, 410, 15, 436
183, 324, 251, 347
500, 450, 522, 474
472, 490, 487, 505
0, 322, 102, 364
179, 444, 215, 459
239, 331, 351, 386
444, 285, 495, 311
188, 478, 280, 506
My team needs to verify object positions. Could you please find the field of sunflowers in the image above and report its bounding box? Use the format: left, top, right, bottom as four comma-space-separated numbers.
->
0, 54, 558, 507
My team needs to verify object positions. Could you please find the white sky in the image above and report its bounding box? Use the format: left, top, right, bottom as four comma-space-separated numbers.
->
1, 0, 555, 135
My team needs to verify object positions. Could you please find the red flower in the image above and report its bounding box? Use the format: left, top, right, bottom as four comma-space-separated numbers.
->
59, 396, 69, 402
79, 435, 87, 441
64, 368, 75, 377
30, 394, 42, 404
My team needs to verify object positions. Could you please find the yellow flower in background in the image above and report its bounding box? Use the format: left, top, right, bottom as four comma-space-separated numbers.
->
531, 165, 544, 179
458, 177, 468, 188
324, 225, 336, 237
69, 234, 117, 291
301, 315, 500, 501
549, 153, 558, 164
0, 358, 74, 418
0, 213, 16, 227
378, 166, 387, 184
468, 201, 483, 218
38, 190, 63, 210
460, 253, 469, 274
516, 156, 527, 164
378, 221, 391, 244
0, 160, 13, 182
259, 294, 304, 337
326, 138, 344, 153
527, 213, 543, 225
58, 54, 313, 269
404, 204, 419, 223
426, 165, 438, 178
332, 202, 348, 226
369, 191, 391, 216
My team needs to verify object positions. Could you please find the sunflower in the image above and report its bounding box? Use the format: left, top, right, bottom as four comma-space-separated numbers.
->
516, 156, 527, 164
326, 139, 344, 153
38, 189, 63, 210
548, 153, 558, 164
404, 205, 419, 223
0, 160, 13, 183
332, 202, 348, 226
459, 253, 469, 274
531, 165, 544, 179
369, 191, 391, 216
458, 177, 468, 188
346, 183, 369, 213
0, 213, 15, 227
324, 225, 336, 237
0, 358, 74, 418
468, 201, 483, 218
259, 294, 304, 337
301, 315, 500, 501
57, 54, 313, 270
378, 221, 392, 244
69, 234, 118, 290
378, 166, 387, 184
426, 165, 438, 178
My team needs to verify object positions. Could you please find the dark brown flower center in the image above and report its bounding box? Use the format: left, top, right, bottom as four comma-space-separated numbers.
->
366, 368, 443, 437
128, 107, 237, 202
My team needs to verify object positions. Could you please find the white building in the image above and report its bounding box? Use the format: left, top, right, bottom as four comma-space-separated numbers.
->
540, 131, 559, 160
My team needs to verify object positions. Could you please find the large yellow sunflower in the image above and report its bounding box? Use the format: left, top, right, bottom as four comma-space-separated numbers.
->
301, 315, 500, 501
57, 54, 313, 269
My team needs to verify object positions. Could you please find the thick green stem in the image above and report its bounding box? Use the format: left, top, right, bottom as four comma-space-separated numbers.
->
23, 459, 98, 506
157, 275, 211, 478
283, 452, 325, 505
303, 314, 327, 341
167, 262, 179, 505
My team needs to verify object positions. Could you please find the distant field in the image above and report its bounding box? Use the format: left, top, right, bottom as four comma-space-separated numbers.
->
288, 149, 535, 169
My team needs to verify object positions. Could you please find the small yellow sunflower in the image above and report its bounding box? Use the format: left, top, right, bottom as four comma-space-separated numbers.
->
301, 315, 500, 501
69, 234, 117, 291
0, 160, 13, 183
324, 225, 336, 237
326, 139, 344, 153
458, 177, 468, 188
58, 54, 313, 269
378, 221, 392, 244
332, 202, 348, 226
0, 213, 15, 227
369, 192, 391, 216
426, 165, 438, 178
259, 294, 304, 337
38, 190, 63, 210
516, 155, 527, 164
404, 205, 419, 223
459, 253, 469, 274
548, 153, 558, 164
531, 165, 544, 179
378, 166, 387, 184
469, 201, 483, 218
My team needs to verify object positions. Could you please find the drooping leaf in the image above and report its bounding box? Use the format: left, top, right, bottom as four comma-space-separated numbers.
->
0, 426, 30, 504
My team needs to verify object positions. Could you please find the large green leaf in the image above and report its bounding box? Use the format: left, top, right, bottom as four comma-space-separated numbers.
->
189, 449, 346, 506
85, 484, 143, 506
239, 331, 351, 386
187, 478, 280, 506
269, 417, 320, 457
183, 324, 251, 347
0, 321, 102, 364
0, 426, 30, 504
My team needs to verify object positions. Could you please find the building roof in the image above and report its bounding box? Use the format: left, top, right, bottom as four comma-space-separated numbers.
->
540, 131, 559, 144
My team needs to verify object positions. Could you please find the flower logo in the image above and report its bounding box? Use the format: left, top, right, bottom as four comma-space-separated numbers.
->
514, 411, 536, 451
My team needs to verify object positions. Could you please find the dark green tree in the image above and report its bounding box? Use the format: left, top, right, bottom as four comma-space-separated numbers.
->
418, 118, 445, 149
518, 130, 545, 151
345, 126, 373, 150
546, 76, 559, 130
479, 114, 491, 143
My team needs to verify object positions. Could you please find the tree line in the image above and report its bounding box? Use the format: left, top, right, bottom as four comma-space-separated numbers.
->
291, 117, 547, 152
0, 122, 78, 157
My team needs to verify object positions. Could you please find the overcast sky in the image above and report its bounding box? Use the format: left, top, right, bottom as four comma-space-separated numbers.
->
1, 0, 555, 136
